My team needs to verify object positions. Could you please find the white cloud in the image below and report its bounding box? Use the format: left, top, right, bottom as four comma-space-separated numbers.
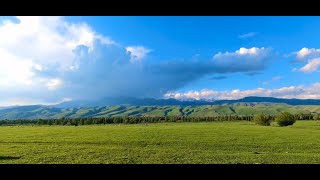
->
164, 83, 320, 100
33, 64, 43, 71
0, 16, 113, 88
238, 32, 256, 39
0, 48, 35, 87
212, 47, 273, 73
46, 78, 63, 90
126, 46, 152, 62
293, 48, 320, 74
299, 58, 320, 73
214, 47, 269, 58
215, 47, 262, 56
296, 47, 320, 61
0, 16, 115, 105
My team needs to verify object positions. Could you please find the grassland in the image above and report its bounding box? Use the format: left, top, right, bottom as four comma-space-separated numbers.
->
1, 121, 320, 164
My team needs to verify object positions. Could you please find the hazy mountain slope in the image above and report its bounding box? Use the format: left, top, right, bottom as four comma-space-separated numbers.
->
54, 96, 320, 108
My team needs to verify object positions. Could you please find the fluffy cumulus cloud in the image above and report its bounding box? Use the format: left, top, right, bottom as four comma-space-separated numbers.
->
295, 47, 320, 61
299, 58, 320, 73
0, 16, 275, 106
212, 47, 273, 74
164, 83, 320, 100
0, 16, 112, 105
293, 48, 320, 73
0, 16, 111, 87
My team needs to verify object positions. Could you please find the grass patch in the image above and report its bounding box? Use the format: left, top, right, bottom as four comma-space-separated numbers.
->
1, 121, 320, 164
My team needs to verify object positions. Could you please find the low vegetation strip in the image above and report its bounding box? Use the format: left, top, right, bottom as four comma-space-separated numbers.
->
0, 112, 318, 126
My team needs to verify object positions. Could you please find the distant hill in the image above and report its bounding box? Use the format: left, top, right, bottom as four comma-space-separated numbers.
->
0, 105, 18, 110
1, 102, 320, 120
216, 96, 320, 105
55, 96, 320, 108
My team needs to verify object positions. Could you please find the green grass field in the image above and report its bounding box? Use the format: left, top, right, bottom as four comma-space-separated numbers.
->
1, 121, 320, 164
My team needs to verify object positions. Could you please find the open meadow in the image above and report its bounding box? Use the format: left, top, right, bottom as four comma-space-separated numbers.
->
1, 121, 320, 164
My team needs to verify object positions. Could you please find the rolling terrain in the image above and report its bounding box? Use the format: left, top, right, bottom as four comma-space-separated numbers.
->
1, 103, 320, 120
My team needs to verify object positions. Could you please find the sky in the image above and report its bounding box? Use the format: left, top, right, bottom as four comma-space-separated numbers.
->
1, 16, 320, 106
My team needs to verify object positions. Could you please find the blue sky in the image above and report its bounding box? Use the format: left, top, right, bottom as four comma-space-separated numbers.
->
0, 16, 320, 105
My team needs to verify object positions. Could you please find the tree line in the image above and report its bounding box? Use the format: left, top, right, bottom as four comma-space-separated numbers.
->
0, 113, 319, 126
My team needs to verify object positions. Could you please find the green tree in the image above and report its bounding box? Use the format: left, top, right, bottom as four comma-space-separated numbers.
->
275, 112, 296, 127
253, 114, 271, 126
48, 119, 53, 126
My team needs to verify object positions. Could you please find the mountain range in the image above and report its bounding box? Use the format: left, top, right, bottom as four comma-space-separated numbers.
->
55, 96, 320, 108
1, 96, 320, 120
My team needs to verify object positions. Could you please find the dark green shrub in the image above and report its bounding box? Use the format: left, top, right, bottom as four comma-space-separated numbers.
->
253, 114, 271, 126
275, 112, 296, 126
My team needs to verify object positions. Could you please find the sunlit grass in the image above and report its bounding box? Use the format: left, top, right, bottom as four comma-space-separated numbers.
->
1, 121, 320, 164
